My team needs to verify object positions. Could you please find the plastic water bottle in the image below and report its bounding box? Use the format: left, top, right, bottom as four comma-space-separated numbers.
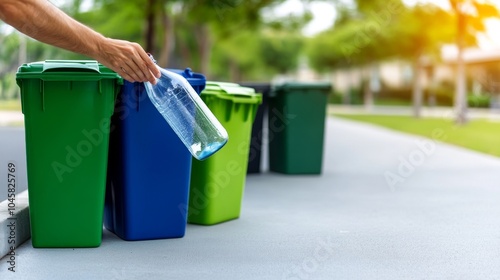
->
144, 56, 228, 160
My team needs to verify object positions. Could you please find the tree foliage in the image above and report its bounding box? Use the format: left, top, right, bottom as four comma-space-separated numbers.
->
306, 2, 490, 72
1, 0, 308, 97
211, 29, 304, 81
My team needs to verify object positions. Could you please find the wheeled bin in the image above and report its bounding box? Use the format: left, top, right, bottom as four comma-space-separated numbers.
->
268, 82, 331, 174
239, 83, 271, 174
16, 60, 122, 247
188, 82, 261, 225
105, 68, 205, 240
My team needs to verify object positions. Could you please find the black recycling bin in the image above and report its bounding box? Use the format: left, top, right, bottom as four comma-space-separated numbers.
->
240, 82, 271, 174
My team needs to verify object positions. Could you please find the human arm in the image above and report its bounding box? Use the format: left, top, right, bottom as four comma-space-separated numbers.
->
0, 0, 160, 83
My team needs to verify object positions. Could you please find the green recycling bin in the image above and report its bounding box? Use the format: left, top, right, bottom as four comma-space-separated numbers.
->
16, 60, 122, 248
268, 82, 331, 174
188, 82, 261, 225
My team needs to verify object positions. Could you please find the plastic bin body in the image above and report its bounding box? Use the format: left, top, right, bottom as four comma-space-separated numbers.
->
105, 68, 205, 240
16, 60, 122, 248
239, 83, 271, 174
188, 82, 262, 225
268, 83, 331, 174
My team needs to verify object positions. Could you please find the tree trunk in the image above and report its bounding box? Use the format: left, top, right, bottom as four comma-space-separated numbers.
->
343, 68, 355, 105
412, 55, 423, 118
455, 50, 467, 124
454, 7, 468, 124
145, 0, 156, 53
363, 65, 374, 110
178, 32, 192, 68
18, 34, 27, 66
158, 4, 174, 67
195, 25, 211, 77
229, 59, 242, 82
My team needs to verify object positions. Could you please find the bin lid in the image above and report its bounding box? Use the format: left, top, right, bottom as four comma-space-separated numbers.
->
167, 68, 206, 89
271, 82, 332, 96
205, 81, 255, 96
203, 81, 262, 104
16, 60, 122, 83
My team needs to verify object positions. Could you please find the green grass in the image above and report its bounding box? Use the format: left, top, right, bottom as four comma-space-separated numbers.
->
0, 99, 21, 111
334, 114, 500, 157
374, 99, 412, 106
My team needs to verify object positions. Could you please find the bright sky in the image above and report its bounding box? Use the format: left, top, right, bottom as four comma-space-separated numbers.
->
264, 0, 337, 36
272, 0, 500, 49
404, 0, 500, 49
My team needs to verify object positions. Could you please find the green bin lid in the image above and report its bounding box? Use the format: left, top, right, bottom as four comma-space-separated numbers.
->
203, 81, 262, 104
271, 82, 332, 97
16, 60, 123, 83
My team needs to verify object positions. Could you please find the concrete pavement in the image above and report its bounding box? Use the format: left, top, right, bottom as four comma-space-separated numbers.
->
0, 127, 28, 201
0, 127, 30, 260
2, 116, 500, 279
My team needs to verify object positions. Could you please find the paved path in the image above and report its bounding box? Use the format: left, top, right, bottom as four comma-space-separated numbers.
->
2, 117, 500, 279
0, 127, 28, 201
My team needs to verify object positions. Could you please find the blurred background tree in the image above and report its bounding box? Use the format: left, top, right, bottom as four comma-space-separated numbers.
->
307, 0, 498, 119
308, 0, 405, 108
0, 0, 499, 112
391, 4, 456, 118
0, 0, 309, 99
449, 0, 499, 124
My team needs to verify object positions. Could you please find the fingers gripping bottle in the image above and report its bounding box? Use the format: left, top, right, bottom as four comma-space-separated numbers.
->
144, 55, 228, 160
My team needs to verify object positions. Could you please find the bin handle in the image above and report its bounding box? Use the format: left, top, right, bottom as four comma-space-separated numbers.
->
42, 60, 100, 73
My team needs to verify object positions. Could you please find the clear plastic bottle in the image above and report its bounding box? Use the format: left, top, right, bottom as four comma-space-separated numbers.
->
144, 57, 228, 160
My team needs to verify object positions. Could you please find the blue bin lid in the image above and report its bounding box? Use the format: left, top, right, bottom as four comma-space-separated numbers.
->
167, 68, 206, 91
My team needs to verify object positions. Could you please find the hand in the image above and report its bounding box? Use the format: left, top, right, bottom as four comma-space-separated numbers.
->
94, 38, 161, 84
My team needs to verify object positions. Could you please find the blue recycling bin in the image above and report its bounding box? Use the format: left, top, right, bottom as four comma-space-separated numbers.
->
104, 68, 205, 240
